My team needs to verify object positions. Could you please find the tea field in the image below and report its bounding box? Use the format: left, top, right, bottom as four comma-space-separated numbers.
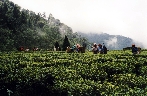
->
0, 50, 147, 96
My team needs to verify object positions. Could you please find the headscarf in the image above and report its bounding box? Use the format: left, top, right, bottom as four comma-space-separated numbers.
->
77, 44, 80, 48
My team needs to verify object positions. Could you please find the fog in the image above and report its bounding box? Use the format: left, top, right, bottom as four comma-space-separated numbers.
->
104, 37, 118, 49
10, 0, 147, 48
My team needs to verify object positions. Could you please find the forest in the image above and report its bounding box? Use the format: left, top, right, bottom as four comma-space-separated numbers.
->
0, 0, 88, 51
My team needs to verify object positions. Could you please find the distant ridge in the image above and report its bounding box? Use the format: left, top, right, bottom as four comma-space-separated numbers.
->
77, 32, 139, 50
47, 14, 145, 50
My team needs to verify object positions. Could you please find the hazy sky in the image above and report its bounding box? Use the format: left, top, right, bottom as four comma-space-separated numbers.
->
10, 0, 147, 48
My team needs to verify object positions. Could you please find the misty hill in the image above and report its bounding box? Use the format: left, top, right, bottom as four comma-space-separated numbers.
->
1, 0, 144, 51
0, 0, 88, 51
47, 14, 73, 38
77, 32, 136, 50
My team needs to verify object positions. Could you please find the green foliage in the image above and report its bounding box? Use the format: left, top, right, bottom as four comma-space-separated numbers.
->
0, 0, 86, 51
0, 28, 14, 51
0, 50, 147, 95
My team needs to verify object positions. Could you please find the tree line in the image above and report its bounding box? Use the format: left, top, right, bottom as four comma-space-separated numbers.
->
0, 0, 88, 51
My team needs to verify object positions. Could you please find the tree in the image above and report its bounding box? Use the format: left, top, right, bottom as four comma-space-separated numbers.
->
62, 35, 70, 51
54, 41, 59, 48
0, 28, 14, 51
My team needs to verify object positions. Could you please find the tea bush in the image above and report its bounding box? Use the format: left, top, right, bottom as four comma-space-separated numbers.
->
0, 50, 147, 96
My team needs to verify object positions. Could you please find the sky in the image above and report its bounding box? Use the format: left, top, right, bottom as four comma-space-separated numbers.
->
10, 0, 147, 48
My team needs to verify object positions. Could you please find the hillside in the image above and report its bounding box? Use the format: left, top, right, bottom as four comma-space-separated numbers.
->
77, 32, 143, 50
1, 51, 147, 95
0, 0, 87, 51
0, 0, 144, 51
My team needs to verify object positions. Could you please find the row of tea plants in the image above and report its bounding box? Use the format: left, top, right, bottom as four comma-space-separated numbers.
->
0, 50, 147, 96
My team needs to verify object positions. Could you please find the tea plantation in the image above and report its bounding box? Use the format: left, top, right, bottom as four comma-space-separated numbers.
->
0, 50, 147, 96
